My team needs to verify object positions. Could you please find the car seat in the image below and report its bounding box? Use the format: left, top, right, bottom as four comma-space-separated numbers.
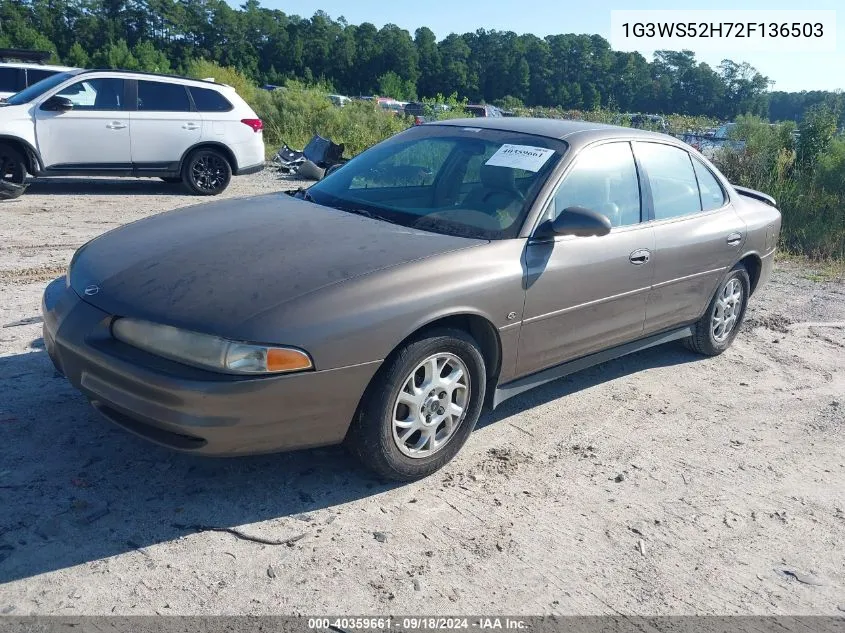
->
93, 83, 121, 110
461, 164, 524, 224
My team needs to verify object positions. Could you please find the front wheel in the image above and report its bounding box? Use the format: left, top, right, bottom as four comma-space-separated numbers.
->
685, 264, 750, 356
0, 144, 28, 200
182, 149, 232, 195
345, 328, 487, 481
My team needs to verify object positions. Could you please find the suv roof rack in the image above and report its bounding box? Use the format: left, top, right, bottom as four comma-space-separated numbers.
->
79, 68, 226, 86
0, 49, 52, 64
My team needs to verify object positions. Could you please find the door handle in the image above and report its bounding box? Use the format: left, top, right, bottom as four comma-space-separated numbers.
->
105, 121, 126, 130
726, 232, 743, 246
182, 123, 200, 130
629, 249, 651, 265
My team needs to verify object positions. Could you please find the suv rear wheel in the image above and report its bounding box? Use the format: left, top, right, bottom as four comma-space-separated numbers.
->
182, 148, 232, 196
0, 144, 28, 201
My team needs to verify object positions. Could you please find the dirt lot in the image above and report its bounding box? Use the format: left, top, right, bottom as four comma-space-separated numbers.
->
0, 173, 843, 616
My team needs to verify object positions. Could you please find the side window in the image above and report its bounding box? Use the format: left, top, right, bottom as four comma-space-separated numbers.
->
635, 143, 701, 220
0, 68, 24, 94
692, 159, 726, 211
188, 86, 233, 112
551, 142, 641, 228
137, 80, 191, 112
55, 78, 125, 110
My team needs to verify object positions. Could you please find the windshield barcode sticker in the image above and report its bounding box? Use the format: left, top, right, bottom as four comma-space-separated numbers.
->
485, 144, 555, 172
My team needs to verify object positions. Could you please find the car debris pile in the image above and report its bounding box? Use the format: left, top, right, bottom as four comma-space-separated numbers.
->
272, 134, 346, 180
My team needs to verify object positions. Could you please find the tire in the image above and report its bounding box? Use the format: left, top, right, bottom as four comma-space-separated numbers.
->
346, 328, 487, 481
0, 143, 28, 201
159, 176, 182, 184
684, 264, 751, 356
296, 159, 325, 181
182, 149, 232, 195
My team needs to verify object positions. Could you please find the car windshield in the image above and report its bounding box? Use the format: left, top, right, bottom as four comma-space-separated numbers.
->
306, 125, 567, 240
3, 72, 75, 105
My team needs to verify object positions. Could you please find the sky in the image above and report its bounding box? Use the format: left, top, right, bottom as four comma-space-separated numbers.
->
243, 0, 843, 92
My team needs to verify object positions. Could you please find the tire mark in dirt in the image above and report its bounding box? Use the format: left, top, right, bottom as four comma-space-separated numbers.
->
0, 265, 65, 284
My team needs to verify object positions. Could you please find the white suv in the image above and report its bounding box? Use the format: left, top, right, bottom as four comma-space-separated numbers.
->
0, 69, 265, 199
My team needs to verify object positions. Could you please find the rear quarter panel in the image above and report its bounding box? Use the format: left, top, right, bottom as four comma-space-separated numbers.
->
199, 89, 264, 170
731, 192, 782, 292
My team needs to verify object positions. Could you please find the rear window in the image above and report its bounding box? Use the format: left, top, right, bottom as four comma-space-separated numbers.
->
0, 67, 23, 93
188, 86, 233, 112
137, 80, 191, 112
26, 68, 59, 86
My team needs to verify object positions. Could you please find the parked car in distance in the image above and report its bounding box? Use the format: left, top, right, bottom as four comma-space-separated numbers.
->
0, 69, 264, 198
466, 104, 503, 118
0, 49, 77, 100
328, 94, 350, 107
43, 118, 780, 481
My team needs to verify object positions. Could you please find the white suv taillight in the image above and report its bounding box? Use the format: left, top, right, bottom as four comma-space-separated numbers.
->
241, 118, 263, 132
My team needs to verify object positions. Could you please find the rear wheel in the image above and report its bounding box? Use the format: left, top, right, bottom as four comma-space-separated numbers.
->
0, 144, 28, 201
182, 149, 232, 195
685, 264, 750, 356
345, 328, 486, 481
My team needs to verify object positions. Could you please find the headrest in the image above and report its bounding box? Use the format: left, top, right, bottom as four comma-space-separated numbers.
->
480, 164, 516, 191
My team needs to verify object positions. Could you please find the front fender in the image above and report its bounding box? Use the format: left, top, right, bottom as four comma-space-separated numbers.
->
238, 240, 528, 372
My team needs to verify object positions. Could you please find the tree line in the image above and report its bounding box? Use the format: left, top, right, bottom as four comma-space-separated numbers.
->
1, 0, 842, 122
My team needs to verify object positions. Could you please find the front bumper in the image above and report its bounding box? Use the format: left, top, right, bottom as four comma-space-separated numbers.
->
41, 277, 379, 455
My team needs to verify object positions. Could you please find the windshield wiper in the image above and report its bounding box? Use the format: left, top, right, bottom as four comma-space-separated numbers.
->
335, 204, 400, 226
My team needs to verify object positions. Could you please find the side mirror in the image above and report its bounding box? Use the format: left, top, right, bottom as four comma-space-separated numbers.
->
534, 206, 612, 239
41, 95, 74, 112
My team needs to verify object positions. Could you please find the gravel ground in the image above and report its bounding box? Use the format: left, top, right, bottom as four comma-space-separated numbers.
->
0, 172, 843, 616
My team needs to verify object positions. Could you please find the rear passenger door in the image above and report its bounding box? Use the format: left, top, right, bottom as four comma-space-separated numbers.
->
633, 142, 746, 334
129, 79, 201, 170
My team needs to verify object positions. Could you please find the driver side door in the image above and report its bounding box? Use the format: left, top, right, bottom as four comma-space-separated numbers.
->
34, 77, 131, 170
517, 141, 655, 376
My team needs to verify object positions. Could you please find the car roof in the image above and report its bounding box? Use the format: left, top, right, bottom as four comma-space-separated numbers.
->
76, 68, 230, 88
430, 117, 680, 147
0, 62, 77, 72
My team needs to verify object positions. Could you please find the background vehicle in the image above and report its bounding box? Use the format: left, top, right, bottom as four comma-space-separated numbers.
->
328, 94, 350, 107
43, 119, 780, 481
0, 68, 264, 198
0, 49, 77, 100
466, 104, 503, 118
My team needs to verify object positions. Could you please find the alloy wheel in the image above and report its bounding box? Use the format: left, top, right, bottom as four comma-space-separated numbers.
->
391, 353, 470, 458
711, 277, 743, 343
191, 154, 227, 192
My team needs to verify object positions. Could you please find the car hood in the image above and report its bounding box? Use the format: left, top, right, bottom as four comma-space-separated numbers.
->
70, 193, 485, 337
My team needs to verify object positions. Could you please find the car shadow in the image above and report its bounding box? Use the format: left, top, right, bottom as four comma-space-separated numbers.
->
480, 342, 702, 428
0, 342, 700, 583
23, 178, 190, 196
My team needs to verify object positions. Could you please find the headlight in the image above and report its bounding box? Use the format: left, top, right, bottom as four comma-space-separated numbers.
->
111, 318, 313, 375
